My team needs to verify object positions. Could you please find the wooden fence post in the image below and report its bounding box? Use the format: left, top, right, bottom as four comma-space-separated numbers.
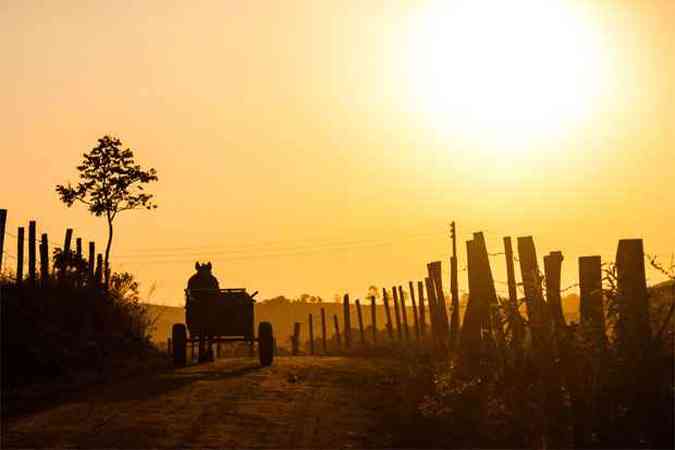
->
333, 314, 342, 348
398, 285, 410, 342
39, 233, 49, 285
308, 314, 314, 355
292, 322, 301, 355
504, 237, 524, 348
370, 296, 377, 344
76, 237, 82, 260
355, 299, 365, 345
544, 251, 566, 329
579, 256, 605, 340
343, 294, 352, 349
449, 222, 460, 350
28, 220, 36, 285
615, 239, 651, 358
320, 307, 327, 353
382, 288, 394, 340
418, 281, 426, 337
60, 228, 73, 281
459, 238, 483, 368
16, 227, 24, 283
95, 253, 103, 285
425, 277, 440, 348
428, 261, 450, 339
63, 228, 73, 255
88, 241, 95, 282
392, 286, 403, 340
0, 209, 6, 272
517, 236, 547, 342
409, 281, 420, 342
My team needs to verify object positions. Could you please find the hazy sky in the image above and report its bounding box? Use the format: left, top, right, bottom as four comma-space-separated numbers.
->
2, 0, 673, 305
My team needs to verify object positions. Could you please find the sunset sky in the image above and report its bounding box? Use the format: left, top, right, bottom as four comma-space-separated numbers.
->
2, 0, 673, 305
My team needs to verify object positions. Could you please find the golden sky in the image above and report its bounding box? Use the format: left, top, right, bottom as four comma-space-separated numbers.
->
2, 0, 673, 305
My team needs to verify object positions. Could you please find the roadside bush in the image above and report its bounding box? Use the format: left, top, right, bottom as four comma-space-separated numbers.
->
1, 271, 161, 388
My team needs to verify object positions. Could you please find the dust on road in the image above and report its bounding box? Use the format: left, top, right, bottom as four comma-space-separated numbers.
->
3, 356, 403, 448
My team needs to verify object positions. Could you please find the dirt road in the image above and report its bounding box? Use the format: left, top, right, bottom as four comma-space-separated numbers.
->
3, 357, 404, 448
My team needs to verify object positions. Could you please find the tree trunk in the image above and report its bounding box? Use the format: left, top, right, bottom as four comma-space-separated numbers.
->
104, 217, 113, 288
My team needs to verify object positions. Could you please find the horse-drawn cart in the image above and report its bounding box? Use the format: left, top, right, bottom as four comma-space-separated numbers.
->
171, 288, 274, 367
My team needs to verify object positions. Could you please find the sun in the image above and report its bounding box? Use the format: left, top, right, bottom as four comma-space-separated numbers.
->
403, 0, 608, 148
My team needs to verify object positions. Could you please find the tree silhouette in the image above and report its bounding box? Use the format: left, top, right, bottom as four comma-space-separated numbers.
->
56, 135, 158, 286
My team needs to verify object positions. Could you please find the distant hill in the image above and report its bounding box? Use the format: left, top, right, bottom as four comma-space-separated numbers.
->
145, 293, 585, 346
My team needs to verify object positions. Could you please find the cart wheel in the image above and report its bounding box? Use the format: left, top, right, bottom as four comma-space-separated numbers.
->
258, 322, 274, 367
172, 323, 187, 367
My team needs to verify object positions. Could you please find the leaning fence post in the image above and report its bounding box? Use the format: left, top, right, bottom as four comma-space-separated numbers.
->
355, 299, 365, 345
333, 314, 342, 349
28, 220, 36, 285
370, 296, 377, 344
409, 281, 420, 342
320, 307, 327, 353
504, 237, 524, 348
343, 294, 352, 349
16, 227, 24, 283
398, 286, 410, 342
428, 261, 449, 339
39, 233, 49, 285
292, 322, 301, 355
382, 288, 394, 340
392, 286, 403, 341
308, 313, 314, 355
417, 281, 426, 337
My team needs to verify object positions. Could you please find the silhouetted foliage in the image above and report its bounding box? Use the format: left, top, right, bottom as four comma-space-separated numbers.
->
1, 254, 159, 391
